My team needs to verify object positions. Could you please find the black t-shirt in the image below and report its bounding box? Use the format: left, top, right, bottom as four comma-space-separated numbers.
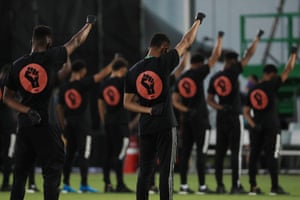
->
58, 76, 95, 124
98, 76, 129, 124
124, 49, 180, 134
246, 76, 282, 128
207, 62, 243, 114
174, 64, 210, 118
5, 46, 67, 128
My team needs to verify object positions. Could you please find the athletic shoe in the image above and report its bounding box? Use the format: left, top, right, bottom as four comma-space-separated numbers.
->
26, 184, 40, 193
196, 186, 215, 194
0, 185, 11, 192
249, 186, 264, 195
230, 185, 247, 194
270, 186, 289, 195
149, 185, 159, 194
178, 186, 194, 194
104, 184, 115, 192
116, 184, 133, 193
79, 185, 99, 193
61, 184, 77, 193
216, 184, 227, 194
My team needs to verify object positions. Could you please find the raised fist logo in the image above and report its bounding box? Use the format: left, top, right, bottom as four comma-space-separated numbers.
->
214, 76, 232, 97
25, 67, 40, 88
68, 92, 76, 105
19, 63, 48, 94
103, 86, 120, 106
250, 89, 268, 110
254, 92, 263, 106
217, 79, 226, 92
136, 71, 163, 100
141, 73, 155, 95
178, 78, 196, 98
65, 89, 82, 109
107, 89, 115, 102
182, 80, 191, 94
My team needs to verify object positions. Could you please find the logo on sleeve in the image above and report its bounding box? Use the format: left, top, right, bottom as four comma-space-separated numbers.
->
64, 89, 82, 110
136, 71, 162, 100
178, 77, 196, 98
213, 76, 232, 97
250, 89, 268, 110
19, 63, 48, 94
103, 85, 120, 106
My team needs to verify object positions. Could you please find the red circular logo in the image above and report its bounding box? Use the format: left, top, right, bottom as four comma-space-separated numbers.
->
214, 76, 232, 97
178, 77, 196, 98
250, 89, 268, 110
136, 71, 163, 100
64, 89, 82, 110
19, 63, 48, 94
103, 86, 120, 106
0, 88, 2, 100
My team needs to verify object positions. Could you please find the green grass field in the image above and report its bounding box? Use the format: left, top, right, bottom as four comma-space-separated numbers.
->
1, 172, 300, 200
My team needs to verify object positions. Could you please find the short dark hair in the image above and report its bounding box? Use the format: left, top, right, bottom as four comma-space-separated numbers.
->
112, 58, 128, 71
71, 59, 86, 72
263, 64, 278, 74
149, 33, 170, 48
224, 51, 239, 61
190, 53, 205, 64
32, 25, 52, 42
250, 74, 258, 82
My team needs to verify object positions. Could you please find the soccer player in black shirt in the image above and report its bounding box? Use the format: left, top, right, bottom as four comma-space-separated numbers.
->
207, 29, 263, 194
3, 15, 96, 200
244, 47, 297, 195
57, 58, 114, 193
124, 12, 205, 200
172, 31, 223, 194
98, 57, 133, 193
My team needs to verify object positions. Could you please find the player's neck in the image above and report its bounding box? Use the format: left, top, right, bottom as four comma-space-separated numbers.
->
70, 73, 82, 81
262, 74, 272, 81
190, 63, 199, 69
146, 48, 160, 58
31, 44, 47, 53
111, 71, 122, 78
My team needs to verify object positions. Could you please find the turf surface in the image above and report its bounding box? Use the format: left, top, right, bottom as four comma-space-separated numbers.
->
1, 172, 300, 200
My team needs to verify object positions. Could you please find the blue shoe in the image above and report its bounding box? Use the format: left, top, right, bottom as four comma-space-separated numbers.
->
61, 184, 77, 193
79, 185, 99, 193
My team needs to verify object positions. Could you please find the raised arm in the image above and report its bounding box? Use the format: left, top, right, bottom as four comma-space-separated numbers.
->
240, 29, 264, 67
175, 12, 205, 57
170, 50, 190, 79
207, 31, 224, 67
281, 46, 298, 82
57, 56, 71, 80
64, 15, 96, 56
93, 57, 119, 83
